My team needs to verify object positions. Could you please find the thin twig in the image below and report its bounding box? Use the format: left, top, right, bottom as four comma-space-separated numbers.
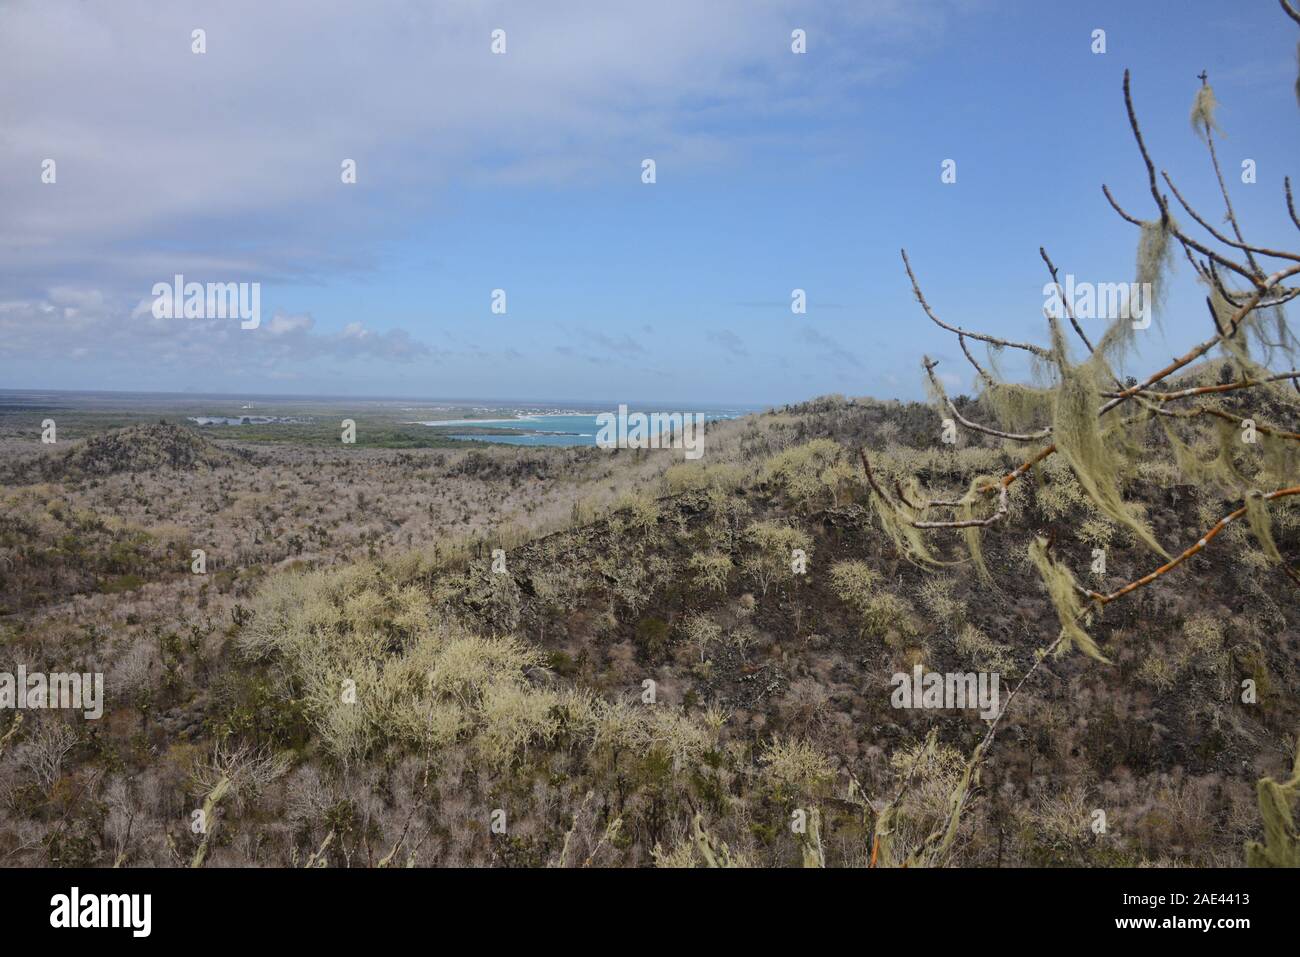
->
902, 250, 1052, 358
924, 357, 1052, 443
1089, 486, 1300, 603
1162, 169, 1296, 266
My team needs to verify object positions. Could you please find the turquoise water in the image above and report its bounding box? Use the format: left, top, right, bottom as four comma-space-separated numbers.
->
420, 412, 743, 448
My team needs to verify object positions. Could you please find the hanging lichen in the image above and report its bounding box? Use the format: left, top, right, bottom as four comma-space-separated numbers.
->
1260, 302, 1300, 371
1210, 284, 1300, 411
1212, 283, 1259, 365
869, 488, 943, 568
1212, 416, 1251, 490
959, 475, 1000, 582
922, 360, 949, 421
1190, 82, 1222, 141
898, 475, 927, 511
1259, 430, 1300, 489
871, 729, 984, 869
1216, 296, 1247, 355
1088, 217, 1177, 366
1107, 407, 1148, 469
1243, 492, 1283, 565
917, 745, 983, 868
1246, 735, 1300, 867
1050, 329, 1168, 558
1159, 417, 1217, 488
1027, 536, 1107, 662
981, 380, 1053, 435
1136, 217, 1176, 320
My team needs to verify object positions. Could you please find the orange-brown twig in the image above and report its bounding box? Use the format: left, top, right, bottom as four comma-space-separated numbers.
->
1085, 486, 1300, 604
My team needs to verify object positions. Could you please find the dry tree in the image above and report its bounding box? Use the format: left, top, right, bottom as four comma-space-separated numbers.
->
864, 0, 1300, 864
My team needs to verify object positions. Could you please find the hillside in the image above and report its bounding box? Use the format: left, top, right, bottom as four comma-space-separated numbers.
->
5, 422, 249, 484
0, 390, 1294, 867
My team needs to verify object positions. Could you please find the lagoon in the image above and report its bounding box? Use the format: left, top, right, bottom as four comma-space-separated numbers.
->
418, 411, 745, 448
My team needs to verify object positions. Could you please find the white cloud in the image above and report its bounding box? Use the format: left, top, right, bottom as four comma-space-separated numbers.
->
0, 0, 954, 292
0, 290, 432, 365
0, 0, 964, 378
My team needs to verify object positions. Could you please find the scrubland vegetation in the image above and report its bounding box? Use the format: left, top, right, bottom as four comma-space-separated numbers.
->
0, 378, 1295, 867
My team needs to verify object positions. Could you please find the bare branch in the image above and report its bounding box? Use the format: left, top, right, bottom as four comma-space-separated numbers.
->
1117, 370, 1300, 403
1162, 169, 1298, 265
924, 358, 1052, 442
957, 334, 996, 386
912, 485, 1009, 529
858, 447, 897, 508
1192, 71, 1265, 276
1123, 69, 1170, 225
901, 250, 1052, 358
1098, 262, 1300, 415
1039, 247, 1101, 357
1092, 486, 1300, 604
1159, 406, 1300, 442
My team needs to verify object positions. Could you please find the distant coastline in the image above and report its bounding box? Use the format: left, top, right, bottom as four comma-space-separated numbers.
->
0, 388, 770, 411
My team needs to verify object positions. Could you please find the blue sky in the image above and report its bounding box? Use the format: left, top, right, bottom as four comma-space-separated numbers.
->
1, 0, 1297, 404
